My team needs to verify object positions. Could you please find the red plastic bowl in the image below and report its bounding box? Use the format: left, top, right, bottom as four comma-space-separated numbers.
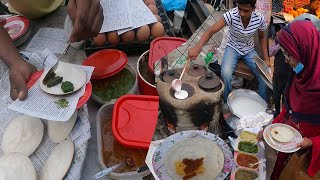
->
137, 50, 158, 96
0, 16, 30, 41
148, 37, 187, 72
82, 49, 128, 79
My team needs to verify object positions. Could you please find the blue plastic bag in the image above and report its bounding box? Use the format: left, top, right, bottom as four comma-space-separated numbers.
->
161, 0, 187, 11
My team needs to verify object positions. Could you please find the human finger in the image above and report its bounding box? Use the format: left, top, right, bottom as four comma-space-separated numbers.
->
86, 0, 99, 29
91, 6, 103, 37
69, 4, 87, 42
10, 85, 19, 101
15, 77, 28, 100
67, 0, 77, 23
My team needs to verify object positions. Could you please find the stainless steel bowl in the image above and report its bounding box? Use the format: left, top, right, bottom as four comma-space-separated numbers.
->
92, 64, 138, 105
227, 89, 268, 118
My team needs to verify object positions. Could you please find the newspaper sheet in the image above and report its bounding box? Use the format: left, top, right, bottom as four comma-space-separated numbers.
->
25, 28, 69, 54
117, 0, 157, 35
8, 49, 94, 122
0, 53, 91, 180
100, 0, 132, 33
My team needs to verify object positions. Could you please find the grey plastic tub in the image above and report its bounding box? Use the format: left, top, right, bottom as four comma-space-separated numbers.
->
96, 103, 151, 179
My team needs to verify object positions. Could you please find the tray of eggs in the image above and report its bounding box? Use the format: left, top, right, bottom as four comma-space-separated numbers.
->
85, 0, 175, 56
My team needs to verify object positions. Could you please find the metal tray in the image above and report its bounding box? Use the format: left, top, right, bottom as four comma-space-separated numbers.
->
227, 89, 268, 118
254, 56, 273, 90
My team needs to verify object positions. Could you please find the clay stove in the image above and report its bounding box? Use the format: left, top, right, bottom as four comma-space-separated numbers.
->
157, 64, 225, 134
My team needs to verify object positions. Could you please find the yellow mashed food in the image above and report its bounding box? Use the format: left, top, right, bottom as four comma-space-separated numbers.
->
239, 131, 257, 143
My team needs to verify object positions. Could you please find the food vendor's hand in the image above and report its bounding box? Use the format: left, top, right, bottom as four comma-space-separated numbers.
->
188, 46, 202, 60
67, 0, 104, 42
256, 130, 264, 141
9, 60, 37, 101
264, 58, 270, 67
297, 137, 313, 149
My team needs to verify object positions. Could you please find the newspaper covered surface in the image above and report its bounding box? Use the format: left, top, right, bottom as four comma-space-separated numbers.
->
0, 49, 91, 180
25, 28, 69, 54
8, 49, 94, 121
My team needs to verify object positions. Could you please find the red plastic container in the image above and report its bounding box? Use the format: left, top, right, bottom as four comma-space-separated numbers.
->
148, 37, 187, 72
82, 49, 128, 79
0, 16, 30, 41
112, 95, 159, 149
137, 50, 158, 96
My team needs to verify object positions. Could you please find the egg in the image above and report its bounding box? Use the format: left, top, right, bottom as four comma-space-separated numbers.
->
136, 25, 150, 42
93, 33, 107, 46
150, 22, 165, 38
144, 0, 156, 5
148, 4, 158, 15
106, 31, 120, 45
155, 15, 161, 22
121, 30, 135, 43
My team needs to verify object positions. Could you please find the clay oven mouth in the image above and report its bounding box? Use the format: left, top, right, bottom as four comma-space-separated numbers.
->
159, 69, 181, 83
187, 64, 207, 77
169, 83, 195, 100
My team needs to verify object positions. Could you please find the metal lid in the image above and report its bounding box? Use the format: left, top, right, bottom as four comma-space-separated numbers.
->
187, 64, 206, 77
198, 71, 222, 91
161, 69, 180, 83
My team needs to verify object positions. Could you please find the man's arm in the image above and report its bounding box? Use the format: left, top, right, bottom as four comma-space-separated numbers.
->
258, 30, 270, 66
0, 26, 24, 68
0, 26, 37, 100
188, 18, 226, 60
196, 18, 226, 48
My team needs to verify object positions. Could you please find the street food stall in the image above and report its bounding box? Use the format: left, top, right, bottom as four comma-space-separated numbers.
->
1, 0, 318, 179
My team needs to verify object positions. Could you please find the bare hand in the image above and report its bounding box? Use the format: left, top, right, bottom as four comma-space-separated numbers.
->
67, 0, 104, 42
256, 130, 264, 141
9, 60, 37, 101
297, 137, 313, 149
188, 46, 202, 60
264, 59, 270, 67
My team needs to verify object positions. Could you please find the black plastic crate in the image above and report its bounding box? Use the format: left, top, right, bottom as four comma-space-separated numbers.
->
85, 0, 175, 57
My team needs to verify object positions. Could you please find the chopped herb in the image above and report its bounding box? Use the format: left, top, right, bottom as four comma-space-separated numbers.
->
238, 141, 258, 154
54, 98, 69, 108
92, 68, 135, 102
47, 76, 63, 87
61, 81, 74, 93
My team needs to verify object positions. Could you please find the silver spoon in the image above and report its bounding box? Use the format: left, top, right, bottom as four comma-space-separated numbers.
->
248, 158, 266, 168
91, 154, 135, 180
91, 162, 123, 180
42, 42, 70, 84
250, 141, 259, 148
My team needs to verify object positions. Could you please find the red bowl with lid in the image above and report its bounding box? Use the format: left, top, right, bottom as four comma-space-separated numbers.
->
83, 49, 128, 79
137, 50, 158, 96
148, 37, 187, 72
112, 95, 159, 149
